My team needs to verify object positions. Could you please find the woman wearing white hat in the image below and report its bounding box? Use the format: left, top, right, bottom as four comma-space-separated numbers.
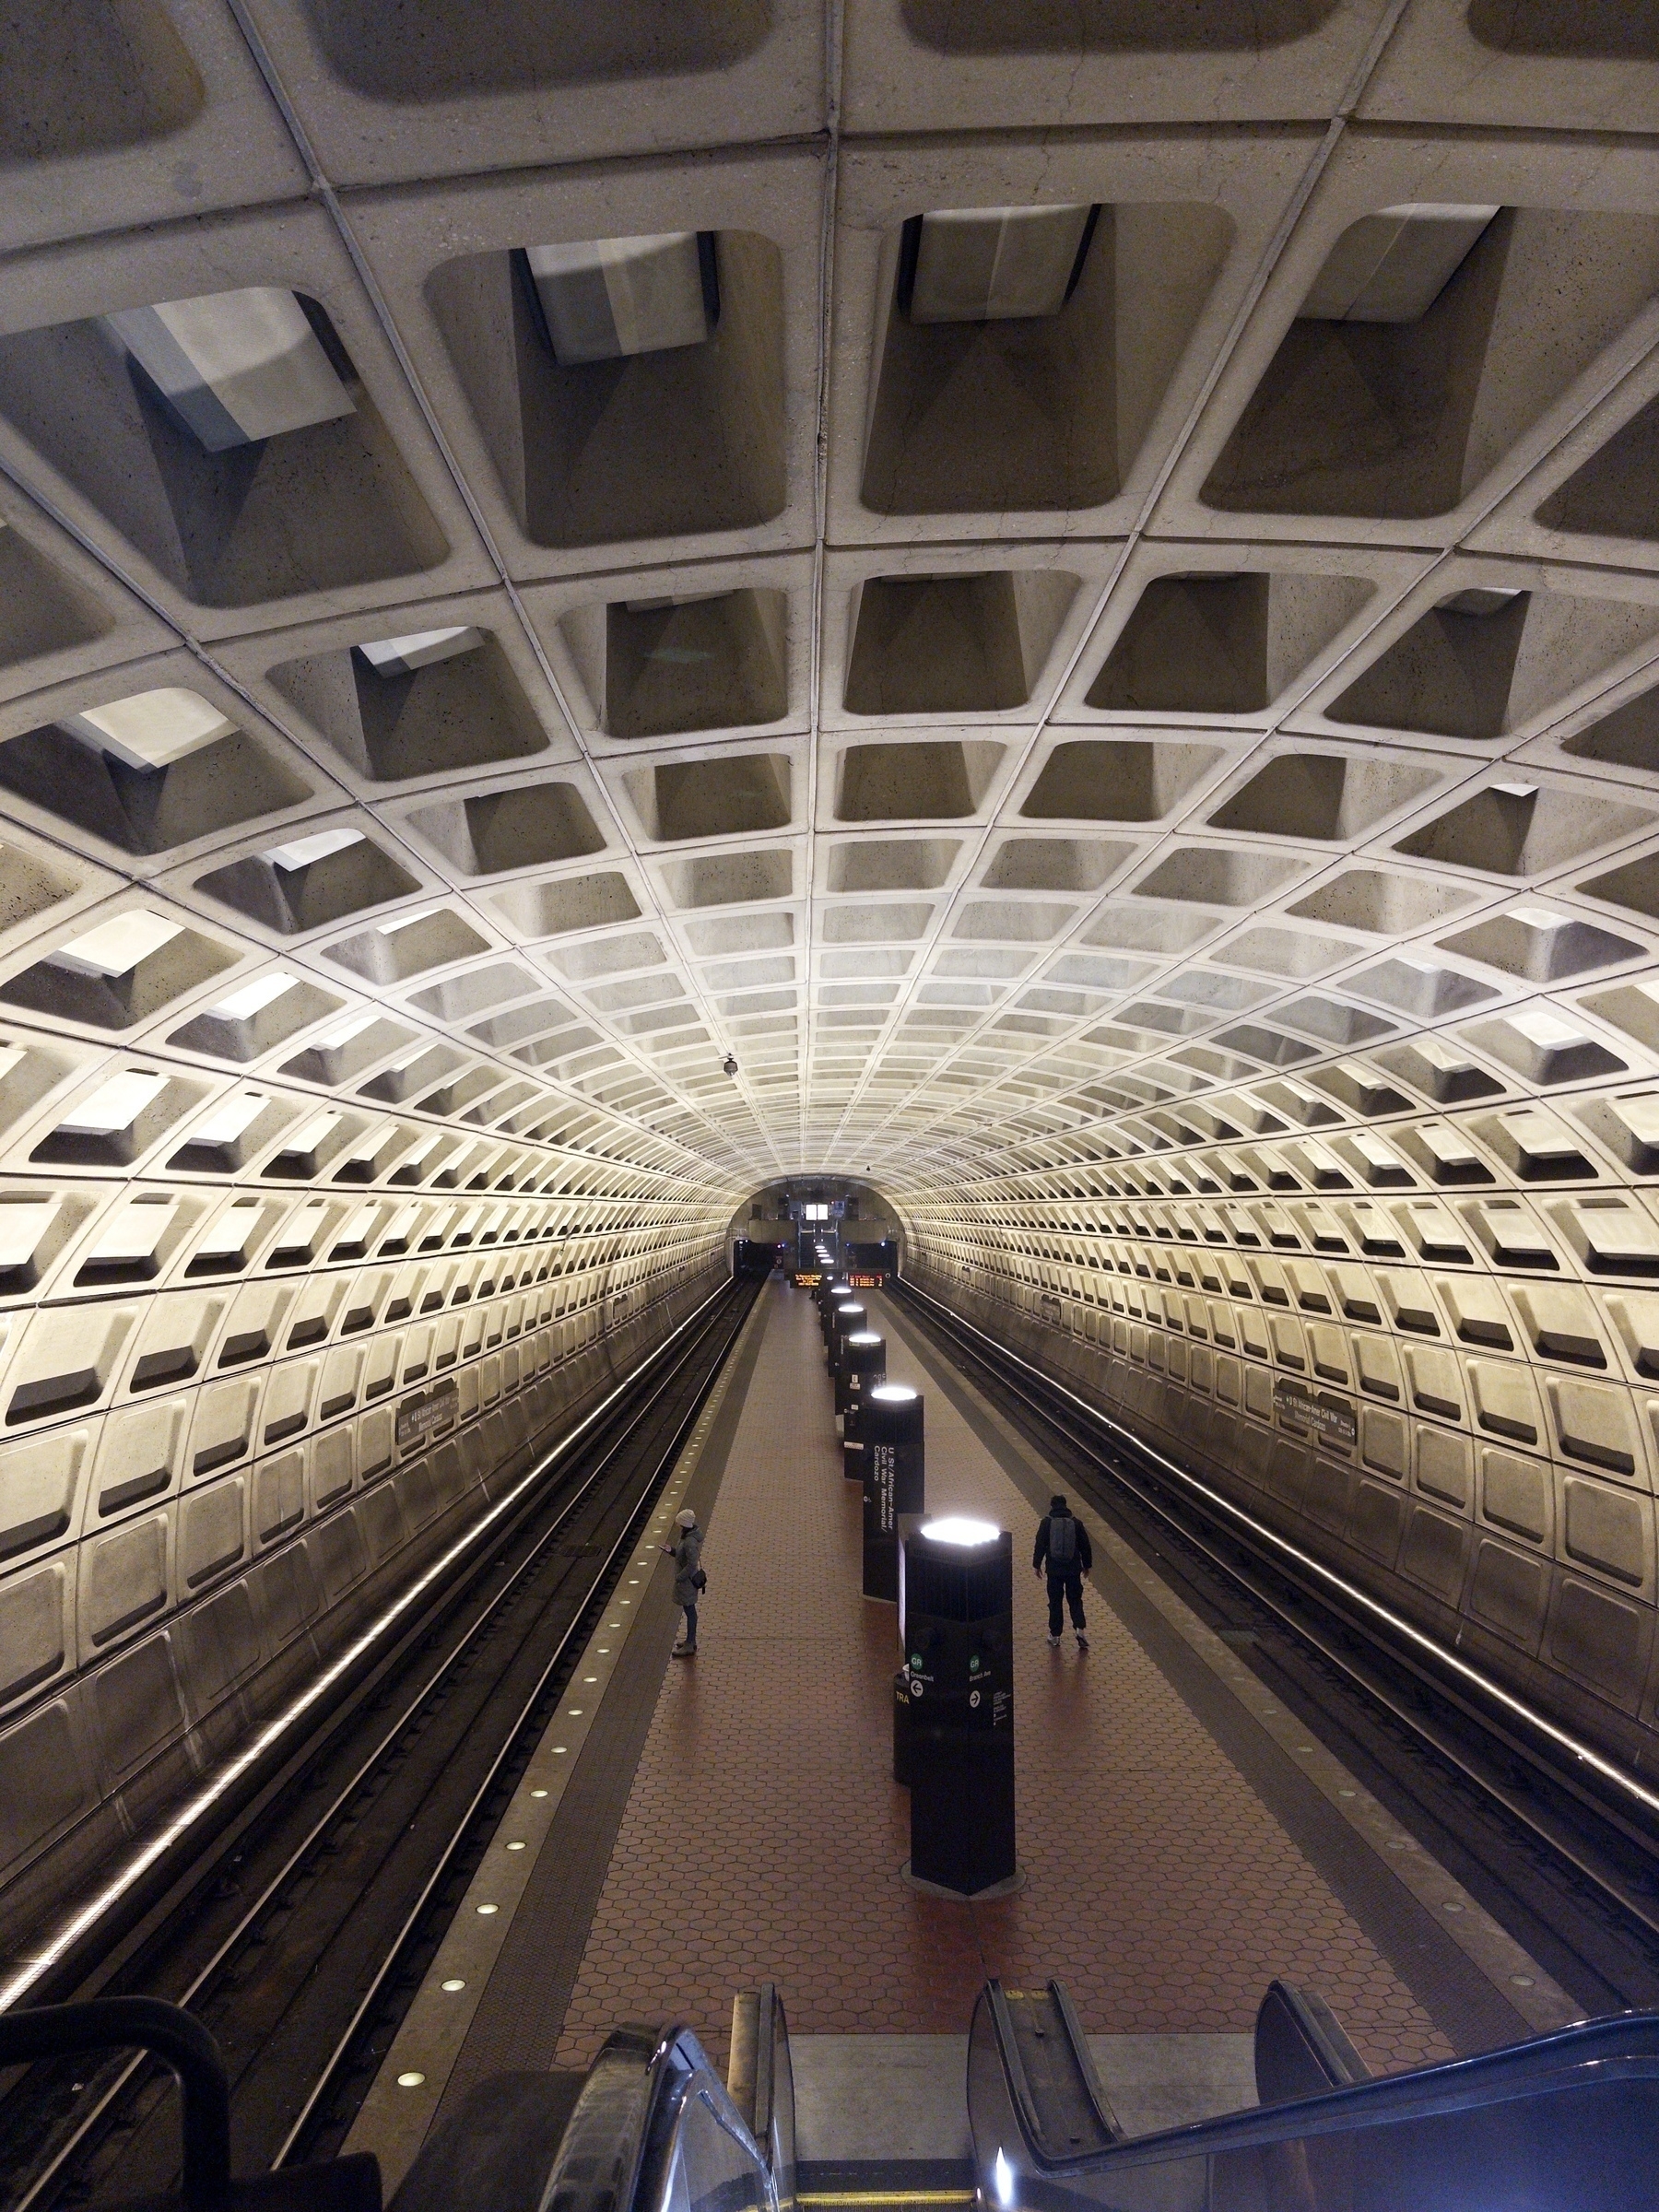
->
665, 1508, 705, 1656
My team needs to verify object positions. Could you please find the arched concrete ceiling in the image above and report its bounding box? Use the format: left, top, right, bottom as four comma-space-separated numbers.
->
0, 1, 1655, 1227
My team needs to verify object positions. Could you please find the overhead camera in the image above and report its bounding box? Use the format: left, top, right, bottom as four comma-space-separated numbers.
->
722, 1053, 739, 1077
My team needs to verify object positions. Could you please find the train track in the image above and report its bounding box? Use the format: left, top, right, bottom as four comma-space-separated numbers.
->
892, 1278, 1659, 2029
0, 1277, 759, 2210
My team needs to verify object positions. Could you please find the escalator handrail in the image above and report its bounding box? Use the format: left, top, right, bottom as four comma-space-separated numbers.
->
979, 2000, 1659, 2175
551, 2018, 775, 2212
0, 1997, 232, 2208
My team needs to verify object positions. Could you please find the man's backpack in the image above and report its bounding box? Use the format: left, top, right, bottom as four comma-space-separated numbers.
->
1047, 1513, 1077, 1568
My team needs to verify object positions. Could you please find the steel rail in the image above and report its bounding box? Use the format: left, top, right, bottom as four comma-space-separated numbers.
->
271, 1281, 758, 2167
2, 1280, 757, 2210
894, 1277, 1659, 1950
1, 1277, 730, 2019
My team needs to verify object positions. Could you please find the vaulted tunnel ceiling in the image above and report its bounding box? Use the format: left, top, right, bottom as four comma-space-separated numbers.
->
0, 2, 1655, 1226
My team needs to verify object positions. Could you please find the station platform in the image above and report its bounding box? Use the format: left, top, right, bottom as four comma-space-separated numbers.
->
352, 1277, 1581, 2194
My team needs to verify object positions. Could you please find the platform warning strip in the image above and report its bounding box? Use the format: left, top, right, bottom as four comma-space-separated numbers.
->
343, 1289, 771, 2196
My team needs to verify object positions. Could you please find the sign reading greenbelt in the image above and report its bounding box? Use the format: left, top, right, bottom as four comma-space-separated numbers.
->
395, 1377, 460, 1451
1272, 1377, 1358, 1450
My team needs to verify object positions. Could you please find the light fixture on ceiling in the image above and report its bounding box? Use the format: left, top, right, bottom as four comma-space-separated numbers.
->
722, 1053, 739, 1077
101, 286, 356, 451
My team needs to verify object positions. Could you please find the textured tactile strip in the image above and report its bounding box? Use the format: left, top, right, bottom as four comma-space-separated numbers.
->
341, 1288, 771, 2192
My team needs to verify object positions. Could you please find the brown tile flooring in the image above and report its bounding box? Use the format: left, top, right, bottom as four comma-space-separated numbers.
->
556, 1281, 1453, 2075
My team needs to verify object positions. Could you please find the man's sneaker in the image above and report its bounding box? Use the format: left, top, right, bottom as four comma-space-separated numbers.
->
1076, 1631, 1089, 1651
1047, 1633, 1061, 1649
673, 1642, 697, 1658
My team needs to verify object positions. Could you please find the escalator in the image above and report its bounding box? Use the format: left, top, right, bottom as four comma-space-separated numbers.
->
0, 1983, 794, 2212
387, 1979, 793, 2212
969, 1976, 1659, 2212
395, 1991, 800, 2212
9, 1968, 1659, 2210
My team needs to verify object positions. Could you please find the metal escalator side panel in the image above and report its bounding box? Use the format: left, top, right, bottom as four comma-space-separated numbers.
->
970, 1987, 1190, 2212
728, 1995, 760, 2136
967, 1988, 1031, 2211
982, 1981, 1121, 2166
582, 2018, 775, 2212
1048, 1981, 1124, 2147
1208, 2065, 1659, 2212
724, 1983, 794, 2211
756, 1983, 797, 2212
1253, 1982, 1371, 2110
977, 2011, 1659, 2212
754, 1987, 775, 2154
540, 2024, 677, 2212
655, 2082, 778, 2212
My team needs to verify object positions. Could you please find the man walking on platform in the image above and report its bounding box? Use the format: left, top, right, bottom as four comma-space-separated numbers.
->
665, 1507, 705, 1656
1033, 1494, 1090, 1651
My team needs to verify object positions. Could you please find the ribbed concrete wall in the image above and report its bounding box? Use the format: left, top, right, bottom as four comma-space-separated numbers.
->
901, 1086, 1659, 1781
0, 1166, 725, 1950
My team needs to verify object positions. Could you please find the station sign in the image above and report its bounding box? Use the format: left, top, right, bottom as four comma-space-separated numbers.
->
395, 1377, 460, 1450
1272, 1377, 1357, 1450
847, 1272, 886, 1288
